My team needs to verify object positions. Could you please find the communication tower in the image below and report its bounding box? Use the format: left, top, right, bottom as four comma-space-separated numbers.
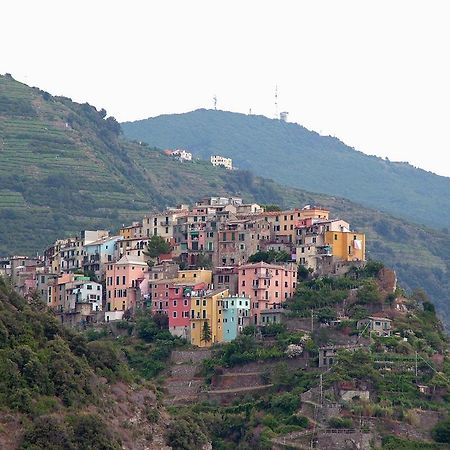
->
274, 85, 278, 119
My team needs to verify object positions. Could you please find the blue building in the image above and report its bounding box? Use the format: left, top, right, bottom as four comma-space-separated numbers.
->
222, 296, 251, 341
83, 235, 123, 281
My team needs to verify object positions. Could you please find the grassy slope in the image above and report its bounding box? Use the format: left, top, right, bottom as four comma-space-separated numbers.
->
122, 109, 450, 231
0, 75, 449, 327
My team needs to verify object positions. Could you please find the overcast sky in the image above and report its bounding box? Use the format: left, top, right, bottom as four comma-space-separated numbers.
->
2, 0, 450, 177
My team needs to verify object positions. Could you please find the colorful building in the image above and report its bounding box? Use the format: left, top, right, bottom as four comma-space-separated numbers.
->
105, 256, 148, 313
238, 262, 297, 323
324, 230, 365, 262
83, 235, 123, 281
222, 295, 251, 341
190, 288, 228, 347
168, 281, 208, 339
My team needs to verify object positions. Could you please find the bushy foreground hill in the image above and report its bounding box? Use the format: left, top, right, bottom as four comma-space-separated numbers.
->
0, 277, 178, 449
122, 109, 450, 231
3, 265, 449, 449
0, 74, 449, 327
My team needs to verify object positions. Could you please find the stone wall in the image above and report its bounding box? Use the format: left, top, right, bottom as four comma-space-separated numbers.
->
316, 430, 371, 450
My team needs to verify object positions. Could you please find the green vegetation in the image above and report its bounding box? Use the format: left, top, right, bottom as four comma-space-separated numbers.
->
144, 235, 172, 262
122, 108, 450, 231
432, 418, 450, 444
1, 75, 449, 328
21, 414, 121, 450
248, 249, 291, 263
201, 321, 212, 343
0, 278, 178, 448
381, 435, 444, 449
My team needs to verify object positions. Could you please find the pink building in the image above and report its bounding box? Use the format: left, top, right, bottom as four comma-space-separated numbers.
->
105, 256, 148, 313
237, 262, 297, 324
168, 281, 207, 338
151, 279, 172, 315
152, 278, 208, 339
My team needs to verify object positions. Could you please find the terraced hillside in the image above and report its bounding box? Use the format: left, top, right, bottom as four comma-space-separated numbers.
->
0, 74, 449, 327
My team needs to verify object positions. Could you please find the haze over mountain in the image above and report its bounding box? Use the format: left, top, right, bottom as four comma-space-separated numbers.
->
0, 74, 449, 327
122, 109, 450, 231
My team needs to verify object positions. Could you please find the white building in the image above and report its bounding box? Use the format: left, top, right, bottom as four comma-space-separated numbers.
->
173, 149, 192, 161
211, 155, 233, 170
72, 281, 103, 312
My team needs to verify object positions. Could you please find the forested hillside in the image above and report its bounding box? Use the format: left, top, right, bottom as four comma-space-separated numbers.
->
122, 109, 450, 231
0, 74, 449, 327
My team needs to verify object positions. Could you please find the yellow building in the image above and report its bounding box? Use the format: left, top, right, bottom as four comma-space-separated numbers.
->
178, 269, 212, 285
190, 288, 228, 347
264, 207, 330, 243
324, 231, 365, 262
119, 222, 143, 239
299, 206, 329, 221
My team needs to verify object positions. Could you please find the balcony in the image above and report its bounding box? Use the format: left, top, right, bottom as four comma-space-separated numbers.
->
83, 254, 100, 264
317, 245, 333, 257
191, 314, 207, 320
256, 272, 272, 279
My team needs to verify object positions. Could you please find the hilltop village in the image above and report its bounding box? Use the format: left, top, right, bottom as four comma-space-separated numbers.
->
1, 199, 450, 449
1, 197, 366, 346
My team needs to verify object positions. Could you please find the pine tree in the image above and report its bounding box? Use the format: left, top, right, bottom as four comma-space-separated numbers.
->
201, 321, 212, 343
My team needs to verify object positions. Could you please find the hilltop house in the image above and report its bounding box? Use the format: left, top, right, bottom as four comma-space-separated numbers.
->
211, 155, 233, 170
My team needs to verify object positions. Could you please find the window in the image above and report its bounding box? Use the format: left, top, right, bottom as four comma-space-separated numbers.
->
242, 280, 246, 287
173, 311, 177, 318
87, 285, 93, 290
173, 300, 177, 307
334, 234, 338, 240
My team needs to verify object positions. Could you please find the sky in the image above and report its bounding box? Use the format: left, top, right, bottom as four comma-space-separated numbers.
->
2, 0, 450, 177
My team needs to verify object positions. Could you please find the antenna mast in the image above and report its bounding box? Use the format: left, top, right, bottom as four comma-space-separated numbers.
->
213, 95, 217, 110
274, 85, 278, 119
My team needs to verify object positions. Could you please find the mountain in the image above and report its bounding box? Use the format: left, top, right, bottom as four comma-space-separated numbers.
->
0, 74, 449, 327
122, 109, 450, 231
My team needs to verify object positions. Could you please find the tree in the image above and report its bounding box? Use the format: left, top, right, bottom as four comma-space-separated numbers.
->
201, 321, 212, 343
263, 204, 281, 212
248, 249, 291, 264
432, 418, 450, 443
195, 252, 212, 269
317, 307, 337, 323
297, 264, 310, 281
144, 236, 171, 264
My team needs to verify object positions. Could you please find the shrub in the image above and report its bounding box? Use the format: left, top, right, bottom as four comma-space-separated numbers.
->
432, 418, 450, 443
166, 416, 208, 450
270, 392, 300, 415
328, 416, 352, 429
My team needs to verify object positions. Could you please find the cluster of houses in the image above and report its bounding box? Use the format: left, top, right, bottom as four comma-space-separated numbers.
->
163, 148, 233, 170
0, 196, 366, 347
